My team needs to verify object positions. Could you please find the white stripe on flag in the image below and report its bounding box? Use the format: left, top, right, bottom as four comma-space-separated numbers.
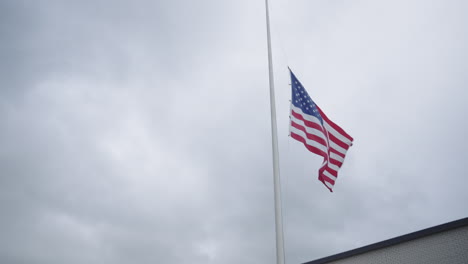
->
323, 170, 337, 181
330, 152, 344, 163
324, 181, 334, 190
290, 126, 328, 154
324, 121, 353, 146
291, 105, 323, 126
328, 163, 340, 172
290, 114, 327, 141
329, 141, 347, 155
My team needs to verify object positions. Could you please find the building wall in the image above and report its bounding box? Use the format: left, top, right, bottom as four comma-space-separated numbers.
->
328, 225, 468, 264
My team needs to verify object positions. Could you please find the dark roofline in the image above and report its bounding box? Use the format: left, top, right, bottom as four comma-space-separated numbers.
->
303, 217, 468, 264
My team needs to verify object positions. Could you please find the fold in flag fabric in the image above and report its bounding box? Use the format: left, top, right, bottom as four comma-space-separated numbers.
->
289, 69, 353, 192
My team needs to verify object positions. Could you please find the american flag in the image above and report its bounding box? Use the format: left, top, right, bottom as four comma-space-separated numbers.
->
289, 69, 353, 192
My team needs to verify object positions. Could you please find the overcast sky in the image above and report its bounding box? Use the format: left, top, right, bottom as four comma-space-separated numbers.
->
1, 0, 467, 263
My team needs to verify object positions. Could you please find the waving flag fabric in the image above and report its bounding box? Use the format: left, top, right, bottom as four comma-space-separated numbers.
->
289, 69, 353, 192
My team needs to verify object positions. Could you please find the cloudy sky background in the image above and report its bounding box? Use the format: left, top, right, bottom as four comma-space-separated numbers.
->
1, 0, 467, 263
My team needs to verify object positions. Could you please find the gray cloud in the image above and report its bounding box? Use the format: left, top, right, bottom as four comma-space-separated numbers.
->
1, 0, 467, 264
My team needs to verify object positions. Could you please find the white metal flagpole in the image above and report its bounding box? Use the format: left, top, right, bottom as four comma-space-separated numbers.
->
264, 0, 285, 264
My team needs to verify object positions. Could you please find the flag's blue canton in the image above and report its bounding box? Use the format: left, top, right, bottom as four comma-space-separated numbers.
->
290, 72, 323, 124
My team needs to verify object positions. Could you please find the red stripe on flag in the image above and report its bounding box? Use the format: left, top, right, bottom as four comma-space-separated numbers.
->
328, 133, 351, 150
321, 173, 335, 184
330, 148, 346, 159
290, 121, 328, 147
318, 167, 334, 192
329, 158, 343, 168
291, 110, 323, 132
325, 167, 338, 177
290, 132, 328, 158
317, 106, 354, 142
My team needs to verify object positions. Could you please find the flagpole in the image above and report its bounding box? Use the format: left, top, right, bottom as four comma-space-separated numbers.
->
264, 0, 285, 264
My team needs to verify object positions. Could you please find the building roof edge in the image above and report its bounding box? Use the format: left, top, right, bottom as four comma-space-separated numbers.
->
303, 217, 468, 264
